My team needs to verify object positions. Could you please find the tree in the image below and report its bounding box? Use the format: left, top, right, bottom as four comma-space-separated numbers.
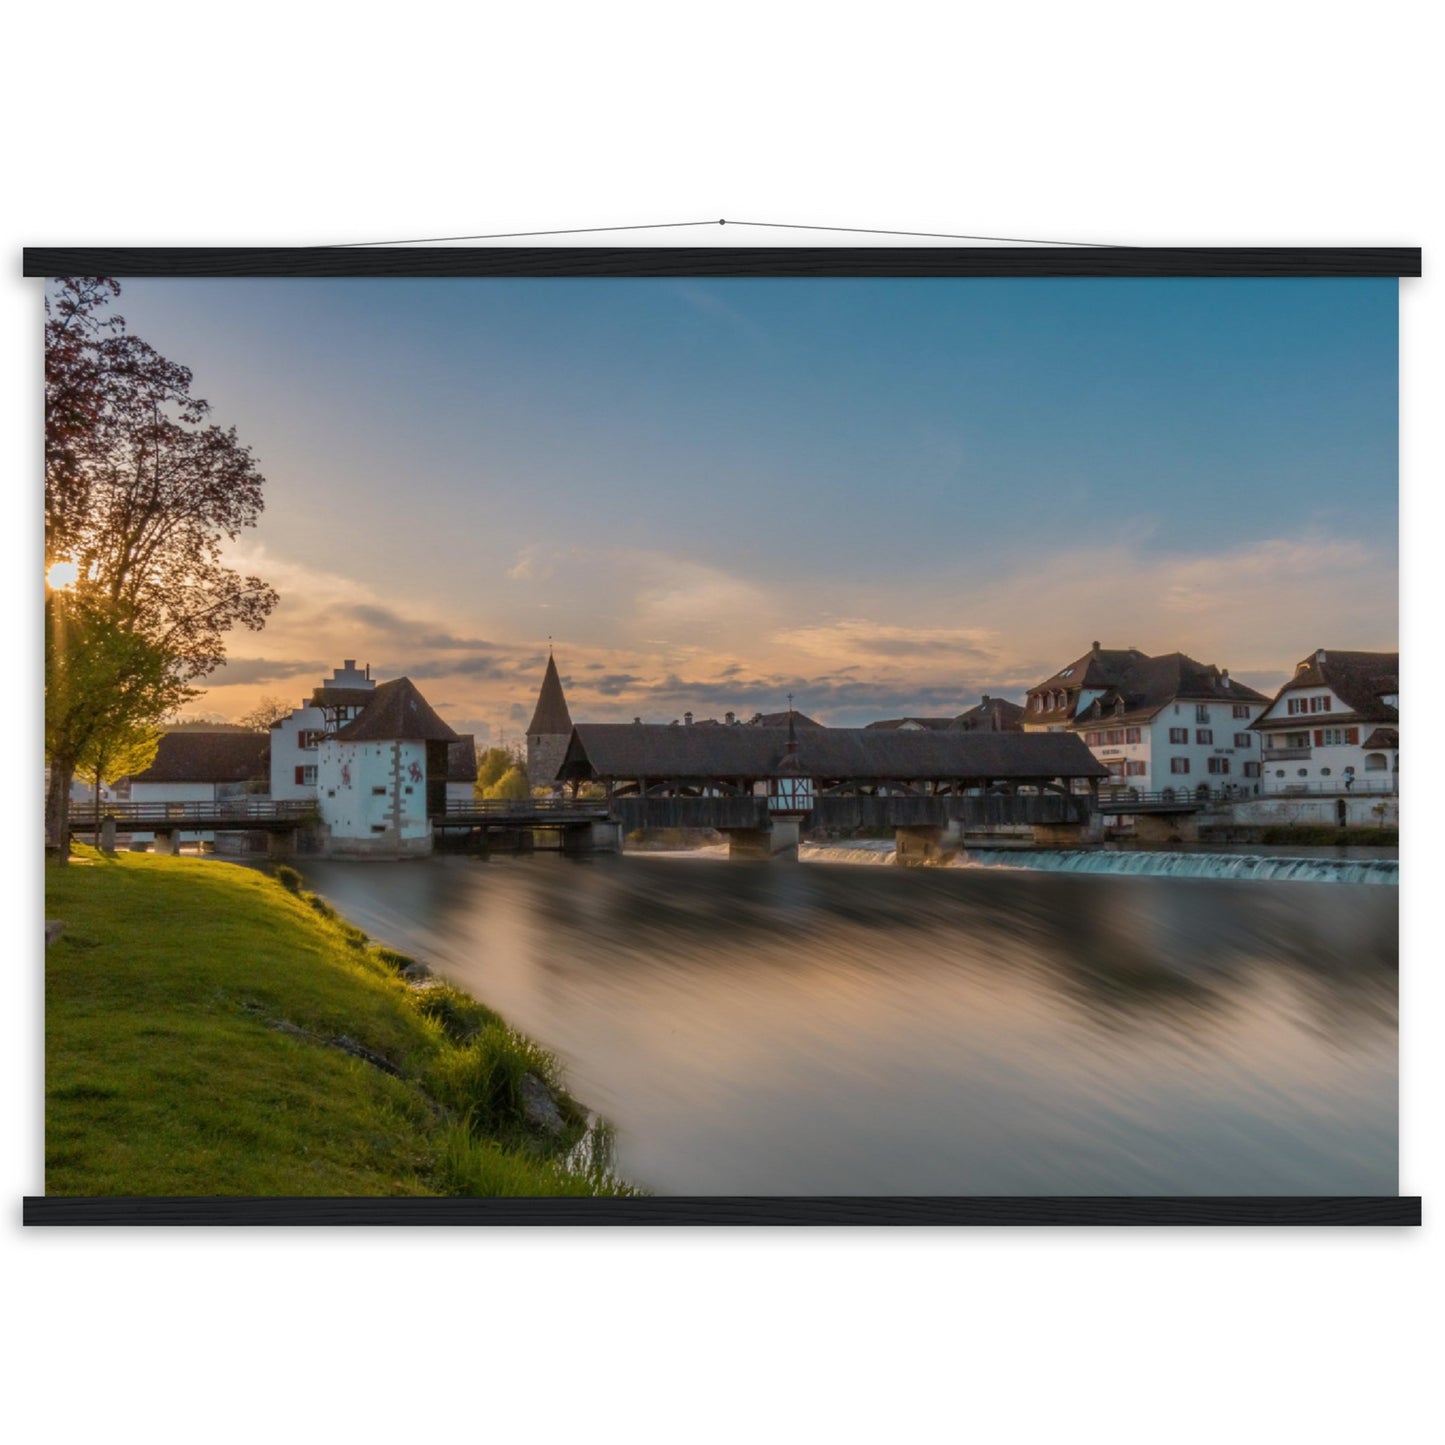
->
44, 278, 278, 858
238, 696, 292, 732
483, 766, 531, 802
46, 592, 195, 851
473, 746, 515, 797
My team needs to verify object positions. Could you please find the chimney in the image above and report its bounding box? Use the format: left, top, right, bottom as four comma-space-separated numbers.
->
344, 659, 355, 670
1221, 668, 1230, 687
981, 694, 990, 705
684, 712, 693, 726
633, 717, 641, 725
725, 711, 735, 725
1091, 641, 1100, 653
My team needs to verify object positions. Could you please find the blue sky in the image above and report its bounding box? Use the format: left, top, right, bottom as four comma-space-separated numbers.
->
107, 276, 1399, 739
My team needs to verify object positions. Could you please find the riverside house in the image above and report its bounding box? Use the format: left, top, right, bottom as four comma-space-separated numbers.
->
1249, 648, 1399, 817
1023, 643, 1269, 795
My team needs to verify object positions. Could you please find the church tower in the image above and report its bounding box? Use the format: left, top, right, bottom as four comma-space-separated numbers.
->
526, 650, 573, 787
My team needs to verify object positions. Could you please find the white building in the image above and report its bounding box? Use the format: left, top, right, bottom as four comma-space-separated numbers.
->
313, 676, 461, 857
124, 730, 270, 845
1250, 649, 1398, 812
1024, 643, 1269, 795
270, 660, 377, 801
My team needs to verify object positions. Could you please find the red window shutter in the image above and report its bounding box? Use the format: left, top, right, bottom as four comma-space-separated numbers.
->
1348, 727, 1359, 744
295, 766, 305, 785
1313, 729, 1322, 747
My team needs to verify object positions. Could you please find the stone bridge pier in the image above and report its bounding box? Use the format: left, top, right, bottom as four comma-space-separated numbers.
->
561, 820, 624, 856
894, 821, 963, 865
727, 819, 800, 861
1131, 812, 1199, 844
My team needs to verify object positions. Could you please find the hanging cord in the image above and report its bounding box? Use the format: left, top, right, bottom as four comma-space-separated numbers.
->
334, 218, 1121, 248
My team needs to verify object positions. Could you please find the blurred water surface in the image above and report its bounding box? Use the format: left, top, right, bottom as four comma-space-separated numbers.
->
300, 852, 1397, 1195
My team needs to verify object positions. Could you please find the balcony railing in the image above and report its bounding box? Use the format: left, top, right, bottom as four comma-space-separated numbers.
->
1264, 746, 1312, 761
1264, 778, 1397, 796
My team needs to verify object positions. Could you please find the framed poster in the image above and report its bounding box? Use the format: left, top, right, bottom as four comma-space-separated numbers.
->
29, 245, 1420, 1225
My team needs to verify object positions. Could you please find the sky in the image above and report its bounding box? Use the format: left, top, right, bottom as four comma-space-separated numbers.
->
96, 276, 1398, 742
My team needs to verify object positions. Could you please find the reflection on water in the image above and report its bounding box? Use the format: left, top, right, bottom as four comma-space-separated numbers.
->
298, 853, 1398, 1196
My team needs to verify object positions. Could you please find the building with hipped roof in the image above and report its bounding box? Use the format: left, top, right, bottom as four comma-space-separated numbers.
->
867, 696, 1024, 733
1250, 648, 1398, 801
1023, 642, 1269, 793
313, 675, 462, 855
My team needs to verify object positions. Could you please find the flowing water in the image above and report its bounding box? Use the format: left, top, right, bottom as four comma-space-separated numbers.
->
298, 849, 1398, 1196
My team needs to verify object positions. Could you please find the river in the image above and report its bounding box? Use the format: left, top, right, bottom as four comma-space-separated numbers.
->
297, 848, 1398, 1196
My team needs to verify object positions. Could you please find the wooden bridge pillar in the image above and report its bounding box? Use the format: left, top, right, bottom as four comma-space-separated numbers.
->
727, 819, 800, 861
1031, 821, 1089, 848
152, 829, 177, 856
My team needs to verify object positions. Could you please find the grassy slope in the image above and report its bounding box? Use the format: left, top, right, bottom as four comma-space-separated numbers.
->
45, 848, 634, 1196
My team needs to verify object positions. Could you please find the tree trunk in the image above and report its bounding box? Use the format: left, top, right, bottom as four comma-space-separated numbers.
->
46, 758, 74, 863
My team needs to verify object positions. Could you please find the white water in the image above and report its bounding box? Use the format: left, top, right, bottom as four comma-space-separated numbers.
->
800, 840, 1398, 884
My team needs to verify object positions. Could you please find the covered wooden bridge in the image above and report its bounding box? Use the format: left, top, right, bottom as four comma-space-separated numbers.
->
557, 723, 1108, 860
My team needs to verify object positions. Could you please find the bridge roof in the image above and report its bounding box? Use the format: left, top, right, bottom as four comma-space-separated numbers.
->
561, 724, 1107, 782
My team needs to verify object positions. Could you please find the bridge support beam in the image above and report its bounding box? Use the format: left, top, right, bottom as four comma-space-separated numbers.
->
561, 821, 623, 856
152, 829, 177, 856
894, 821, 962, 866
100, 816, 116, 854
727, 819, 800, 861
1133, 812, 1199, 844
1031, 821, 1089, 848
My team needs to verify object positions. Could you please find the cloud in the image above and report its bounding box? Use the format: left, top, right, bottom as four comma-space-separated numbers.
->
205, 657, 329, 687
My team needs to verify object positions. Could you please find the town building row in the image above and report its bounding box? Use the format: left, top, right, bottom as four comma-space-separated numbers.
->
77, 639, 1396, 855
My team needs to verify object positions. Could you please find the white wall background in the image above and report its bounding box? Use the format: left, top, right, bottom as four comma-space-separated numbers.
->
6, 7, 1437, 1443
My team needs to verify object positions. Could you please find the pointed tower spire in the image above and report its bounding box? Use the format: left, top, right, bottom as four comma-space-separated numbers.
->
527, 650, 573, 736
526, 648, 574, 788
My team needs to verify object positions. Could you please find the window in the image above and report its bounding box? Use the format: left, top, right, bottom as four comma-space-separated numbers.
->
1208, 757, 1230, 775
1297, 769, 1308, 777
1125, 727, 1141, 744
1321, 768, 1332, 776
1169, 727, 1187, 744
1170, 758, 1190, 774
297, 730, 324, 750
294, 765, 317, 786
372, 786, 387, 796
1195, 705, 1210, 724
1365, 753, 1388, 771
1293, 695, 1332, 714
1315, 727, 1360, 747
1243, 762, 1260, 778
371, 825, 387, 834
1234, 733, 1251, 748
1196, 729, 1213, 745
1233, 705, 1251, 719
1126, 760, 1146, 776
1275, 769, 1285, 778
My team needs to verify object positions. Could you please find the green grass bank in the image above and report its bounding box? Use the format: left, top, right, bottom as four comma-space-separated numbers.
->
44, 848, 637, 1197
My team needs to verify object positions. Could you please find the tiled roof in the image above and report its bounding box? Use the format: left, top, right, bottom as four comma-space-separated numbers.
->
560, 725, 1107, 782
1267, 649, 1399, 723
335, 677, 459, 744
128, 731, 269, 784
447, 735, 478, 783
1028, 646, 1267, 728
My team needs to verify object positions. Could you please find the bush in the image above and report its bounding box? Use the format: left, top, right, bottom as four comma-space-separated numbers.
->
433, 1021, 575, 1143
274, 864, 303, 894
414, 985, 502, 1042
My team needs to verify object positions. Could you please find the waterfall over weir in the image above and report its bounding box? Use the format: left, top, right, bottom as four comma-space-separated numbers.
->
798, 841, 1399, 884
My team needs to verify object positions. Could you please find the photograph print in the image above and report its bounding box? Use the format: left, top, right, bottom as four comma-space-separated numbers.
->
39, 260, 1403, 1216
